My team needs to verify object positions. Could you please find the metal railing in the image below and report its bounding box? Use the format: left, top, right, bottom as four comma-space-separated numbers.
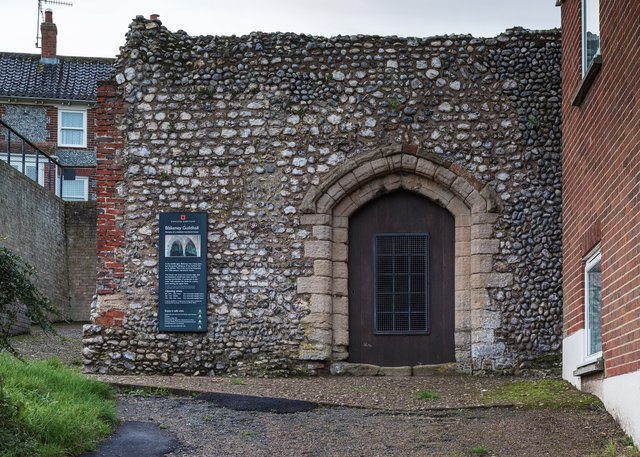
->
0, 118, 65, 198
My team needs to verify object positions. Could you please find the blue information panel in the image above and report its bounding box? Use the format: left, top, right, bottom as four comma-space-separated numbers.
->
158, 212, 207, 332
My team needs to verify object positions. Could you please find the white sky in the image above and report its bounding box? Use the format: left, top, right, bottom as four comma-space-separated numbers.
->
0, 0, 560, 58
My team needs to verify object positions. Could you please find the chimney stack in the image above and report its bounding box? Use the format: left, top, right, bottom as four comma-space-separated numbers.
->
40, 9, 58, 64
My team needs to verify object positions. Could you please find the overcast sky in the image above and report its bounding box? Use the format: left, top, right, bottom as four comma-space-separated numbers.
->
0, 0, 560, 58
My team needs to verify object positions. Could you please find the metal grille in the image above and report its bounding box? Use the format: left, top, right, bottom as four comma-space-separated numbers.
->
374, 234, 429, 334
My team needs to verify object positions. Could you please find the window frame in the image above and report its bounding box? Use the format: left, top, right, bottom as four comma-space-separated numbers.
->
61, 175, 89, 201
58, 108, 87, 148
373, 233, 430, 335
584, 247, 602, 362
582, 0, 601, 77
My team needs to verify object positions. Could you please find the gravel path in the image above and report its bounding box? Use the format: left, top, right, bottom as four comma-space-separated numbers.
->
7, 323, 83, 366
99, 373, 524, 410
116, 393, 622, 457
9, 324, 632, 456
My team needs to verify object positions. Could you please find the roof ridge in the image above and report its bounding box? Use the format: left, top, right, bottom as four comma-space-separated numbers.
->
0, 51, 115, 62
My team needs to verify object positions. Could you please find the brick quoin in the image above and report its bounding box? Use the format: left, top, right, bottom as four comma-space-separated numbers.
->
95, 81, 125, 295
562, 0, 640, 377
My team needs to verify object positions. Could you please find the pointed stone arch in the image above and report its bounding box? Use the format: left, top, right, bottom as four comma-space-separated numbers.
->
297, 144, 511, 371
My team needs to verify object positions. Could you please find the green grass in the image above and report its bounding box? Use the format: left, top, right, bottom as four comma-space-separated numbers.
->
593, 437, 640, 457
0, 353, 118, 456
416, 390, 441, 400
482, 379, 602, 409
125, 386, 170, 397
230, 379, 245, 385
469, 446, 491, 456
345, 385, 374, 392
154, 386, 170, 396
127, 388, 150, 398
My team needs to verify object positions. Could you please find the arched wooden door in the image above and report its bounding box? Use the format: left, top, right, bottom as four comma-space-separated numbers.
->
348, 190, 455, 366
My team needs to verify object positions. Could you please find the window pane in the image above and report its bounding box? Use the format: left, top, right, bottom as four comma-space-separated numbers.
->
584, 0, 600, 70
61, 129, 84, 145
25, 165, 37, 181
587, 259, 602, 355
61, 112, 84, 128
375, 234, 429, 333
62, 178, 87, 201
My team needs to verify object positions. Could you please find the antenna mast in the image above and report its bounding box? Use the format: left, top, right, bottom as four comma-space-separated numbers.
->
35, 0, 73, 48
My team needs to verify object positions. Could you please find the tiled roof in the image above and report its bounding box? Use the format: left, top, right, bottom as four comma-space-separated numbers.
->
0, 52, 114, 102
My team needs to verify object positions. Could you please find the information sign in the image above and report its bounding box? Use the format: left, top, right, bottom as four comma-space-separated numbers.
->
158, 212, 207, 332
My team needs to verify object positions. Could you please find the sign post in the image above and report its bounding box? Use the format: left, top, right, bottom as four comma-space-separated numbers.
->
158, 212, 207, 332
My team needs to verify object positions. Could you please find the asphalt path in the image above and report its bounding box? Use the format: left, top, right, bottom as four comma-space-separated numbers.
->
80, 421, 178, 457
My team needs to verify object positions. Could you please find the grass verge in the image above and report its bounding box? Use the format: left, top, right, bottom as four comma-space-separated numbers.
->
594, 437, 640, 457
416, 390, 441, 400
0, 353, 118, 456
482, 378, 603, 408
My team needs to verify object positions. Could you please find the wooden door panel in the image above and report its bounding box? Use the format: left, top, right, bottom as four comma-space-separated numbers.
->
348, 190, 455, 366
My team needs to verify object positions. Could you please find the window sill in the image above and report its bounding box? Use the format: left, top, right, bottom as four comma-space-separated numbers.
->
573, 356, 604, 377
571, 54, 602, 107
58, 145, 88, 149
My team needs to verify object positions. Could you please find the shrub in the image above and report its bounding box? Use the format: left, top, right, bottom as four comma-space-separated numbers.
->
0, 242, 61, 352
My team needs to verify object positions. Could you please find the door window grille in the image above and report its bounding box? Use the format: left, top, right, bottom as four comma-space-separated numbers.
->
374, 234, 429, 333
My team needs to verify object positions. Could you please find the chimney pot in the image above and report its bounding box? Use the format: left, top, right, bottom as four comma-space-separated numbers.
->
41, 8, 58, 63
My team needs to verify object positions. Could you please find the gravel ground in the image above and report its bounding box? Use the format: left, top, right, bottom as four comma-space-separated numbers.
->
101, 373, 524, 410
118, 393, 621, 457
7, 323, 83, 366
8, 324, 632, 456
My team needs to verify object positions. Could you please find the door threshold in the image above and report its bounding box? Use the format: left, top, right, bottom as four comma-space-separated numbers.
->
329, 361, 471, 376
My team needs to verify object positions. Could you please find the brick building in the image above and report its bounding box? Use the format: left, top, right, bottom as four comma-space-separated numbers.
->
0, 9, 113, 201
560, 0, 640, 442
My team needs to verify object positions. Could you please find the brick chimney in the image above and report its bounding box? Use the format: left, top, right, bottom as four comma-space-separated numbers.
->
40, 9, 58, 64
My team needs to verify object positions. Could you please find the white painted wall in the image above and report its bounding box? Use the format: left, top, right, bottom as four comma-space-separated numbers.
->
603, 371, 640, 444
564, 329, 640, 445
562, 330, 583, 389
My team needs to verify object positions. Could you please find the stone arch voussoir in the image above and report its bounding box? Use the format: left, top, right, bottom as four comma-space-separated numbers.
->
297, 144, 507, 371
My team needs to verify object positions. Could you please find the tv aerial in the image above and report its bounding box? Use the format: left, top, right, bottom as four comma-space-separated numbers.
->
35, 0, 73, 48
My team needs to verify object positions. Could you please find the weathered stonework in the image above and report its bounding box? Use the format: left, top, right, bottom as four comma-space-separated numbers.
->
84, 16, 562, 375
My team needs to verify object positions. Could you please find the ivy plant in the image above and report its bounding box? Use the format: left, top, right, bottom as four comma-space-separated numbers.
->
0, 240, 60, 354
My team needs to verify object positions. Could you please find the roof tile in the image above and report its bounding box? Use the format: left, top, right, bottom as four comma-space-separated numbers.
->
0, 52, 114, 102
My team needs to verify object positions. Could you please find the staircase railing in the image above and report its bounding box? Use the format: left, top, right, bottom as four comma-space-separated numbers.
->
0, 118, 66, 198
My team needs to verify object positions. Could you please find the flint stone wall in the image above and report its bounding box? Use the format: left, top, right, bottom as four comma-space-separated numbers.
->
84, 16, 562, 375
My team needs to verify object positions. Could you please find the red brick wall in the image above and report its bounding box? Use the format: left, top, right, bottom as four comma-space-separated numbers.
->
40, 18, 57, 61
95, 81, 125, 295
87, 108, 97, 150
562, 0, 640, 377
46, 106, 57, 144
